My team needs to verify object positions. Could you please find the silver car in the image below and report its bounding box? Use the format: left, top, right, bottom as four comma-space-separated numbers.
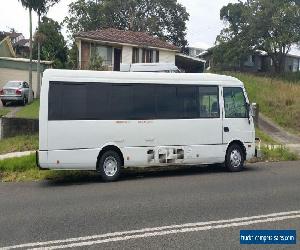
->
0, 81, 33, 106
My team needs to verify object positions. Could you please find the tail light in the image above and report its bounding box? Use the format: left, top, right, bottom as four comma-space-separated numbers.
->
0, 89, 3, 95
16, 89, 22, 95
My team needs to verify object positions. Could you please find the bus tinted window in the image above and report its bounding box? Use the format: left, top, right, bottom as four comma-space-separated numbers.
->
49, 82, 87, 120
223, 87, 247, 118
133, 85, 155, 119
177, 86, 198, 118
87, 83, 110, 119
48, 82, 220, 120
199, 86, 219, 118
155, 86, 178, 119
110, 85, 134, 120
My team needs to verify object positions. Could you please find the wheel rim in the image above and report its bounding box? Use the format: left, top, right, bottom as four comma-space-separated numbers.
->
103, 156, 118, 177
230, 149, 242, 168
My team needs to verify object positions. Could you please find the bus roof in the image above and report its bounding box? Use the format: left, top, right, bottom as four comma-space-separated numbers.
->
43, 69, 243, 86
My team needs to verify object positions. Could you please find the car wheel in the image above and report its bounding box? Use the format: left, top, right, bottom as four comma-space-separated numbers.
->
225, 144, 245, 172
21, 97, 26, 106
97, 150, 122, 181
1, 100, 6, 106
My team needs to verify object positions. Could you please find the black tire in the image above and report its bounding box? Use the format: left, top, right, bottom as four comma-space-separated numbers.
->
21, 97, 26, 106
1, 100, 6, 106
225, 144, 245, 172
97, 150, 122, 181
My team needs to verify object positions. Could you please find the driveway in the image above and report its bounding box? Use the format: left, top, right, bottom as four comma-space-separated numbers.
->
0, 161, 299, 249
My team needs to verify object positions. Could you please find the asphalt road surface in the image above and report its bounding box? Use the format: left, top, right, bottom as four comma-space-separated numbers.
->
0, 161, 299, 249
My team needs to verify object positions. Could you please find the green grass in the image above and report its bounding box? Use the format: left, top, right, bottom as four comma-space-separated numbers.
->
15, 99, 39, 119
0, 109, 9, 117
255, 128, 278, 145
0, 154, 98, 182
0, 135, 38, 155
260, 146, 298, 162
223, 72, 300, 135
254, 128, 298, 161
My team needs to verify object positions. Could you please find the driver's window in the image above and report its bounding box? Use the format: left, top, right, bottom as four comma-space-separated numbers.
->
223, 87, 248, 118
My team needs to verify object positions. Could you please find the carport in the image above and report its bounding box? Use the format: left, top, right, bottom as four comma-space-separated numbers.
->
175, 53, 206, 73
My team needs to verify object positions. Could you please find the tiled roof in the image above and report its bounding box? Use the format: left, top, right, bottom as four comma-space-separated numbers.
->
14, 39, 30, 47
75, 28, 179, 51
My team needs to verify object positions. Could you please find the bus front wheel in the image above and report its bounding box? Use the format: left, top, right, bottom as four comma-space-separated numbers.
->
225, 144, 245, 172
98, 150, 122, 181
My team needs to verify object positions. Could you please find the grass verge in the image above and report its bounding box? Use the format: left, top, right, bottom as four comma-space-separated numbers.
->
0, 135, 38, 155
254, 128, 298, 162
15, 99, 39, 119
0, 109, 9, 117
0, 154, 98, 182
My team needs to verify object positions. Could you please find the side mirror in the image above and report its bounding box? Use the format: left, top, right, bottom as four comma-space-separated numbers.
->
250, 103, 257, 117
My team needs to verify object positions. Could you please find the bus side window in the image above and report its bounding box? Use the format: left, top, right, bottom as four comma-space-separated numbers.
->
198, 86, 219, 118
223, 87, 247, 118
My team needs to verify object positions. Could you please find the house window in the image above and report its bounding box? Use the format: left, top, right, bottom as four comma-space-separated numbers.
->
156, 50, 159, 63
90, 44, 112, 66
141, 49, 159, 63
132, 48, 139, 63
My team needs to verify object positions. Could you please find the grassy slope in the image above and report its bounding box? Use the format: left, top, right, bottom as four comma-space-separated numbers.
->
0, 135, 38, 155
15, 99, 39, 119
225, 72, 300, 135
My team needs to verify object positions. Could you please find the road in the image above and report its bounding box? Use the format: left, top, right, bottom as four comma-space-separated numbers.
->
0, 161, 299, 249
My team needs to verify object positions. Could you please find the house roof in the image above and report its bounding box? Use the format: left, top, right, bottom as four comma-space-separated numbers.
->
0, 36, 16, 58
4, 32, 23, 39
14, 39, 30, 47
75, 28, 179, 51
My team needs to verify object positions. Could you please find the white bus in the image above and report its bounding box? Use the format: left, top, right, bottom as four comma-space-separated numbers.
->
37, 69, 256, 181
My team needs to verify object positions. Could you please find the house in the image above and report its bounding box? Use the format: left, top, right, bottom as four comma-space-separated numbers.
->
0, 34, 52, 93
0, 36, 16, 58
75, 28, 180, 71
14, 39, 30, 58
199, 48, 300, 73
0, 31, 30, 58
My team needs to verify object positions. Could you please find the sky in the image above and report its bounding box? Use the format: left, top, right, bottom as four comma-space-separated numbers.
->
0, 0, 299, 55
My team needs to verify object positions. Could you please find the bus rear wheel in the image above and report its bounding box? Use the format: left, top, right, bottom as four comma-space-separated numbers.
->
225, 144, 245, 172
97, 150, 122, 181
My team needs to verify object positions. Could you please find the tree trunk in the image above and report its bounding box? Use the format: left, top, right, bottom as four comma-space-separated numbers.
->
28, 7, 33, 103
36, 14, 41, 99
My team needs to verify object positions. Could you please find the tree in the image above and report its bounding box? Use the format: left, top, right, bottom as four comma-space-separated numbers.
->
18, 0, 38, 102
33, 17, 68, 69
35, 0, 60, 98
64, 0, 189, 49
216, 0, 300, 73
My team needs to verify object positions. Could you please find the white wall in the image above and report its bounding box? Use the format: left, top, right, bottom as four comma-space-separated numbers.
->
122, 46, 133, 64
159, 50, 176, 64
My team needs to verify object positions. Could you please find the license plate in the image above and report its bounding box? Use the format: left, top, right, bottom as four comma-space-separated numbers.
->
4, 89, 15, 95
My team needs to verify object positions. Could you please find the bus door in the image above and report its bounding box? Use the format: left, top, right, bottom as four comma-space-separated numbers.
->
222, 87, 254, 144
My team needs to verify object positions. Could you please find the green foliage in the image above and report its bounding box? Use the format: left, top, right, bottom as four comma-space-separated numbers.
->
261, 146, 298, 161
0, 135, 38, 155
33, 17, 68, 68
215, 0, 300, 73
16, 99, 40, 119
66, 42, 78, 69
88, 55, 106, 71
64, 0, 189, 49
